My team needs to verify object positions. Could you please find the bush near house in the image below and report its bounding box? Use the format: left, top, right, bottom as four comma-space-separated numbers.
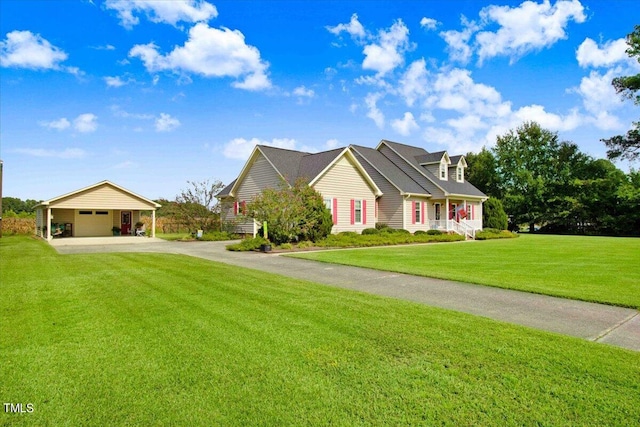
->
475, 228, 519, 240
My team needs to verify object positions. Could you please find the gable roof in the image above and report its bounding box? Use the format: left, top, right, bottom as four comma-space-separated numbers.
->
35, 180, 161, 209
219, 145, 381, 198
378, 140, 486, 198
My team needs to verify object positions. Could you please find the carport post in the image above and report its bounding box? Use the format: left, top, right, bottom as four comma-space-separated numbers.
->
46, 208, 52, 240
151, 210, 156, 238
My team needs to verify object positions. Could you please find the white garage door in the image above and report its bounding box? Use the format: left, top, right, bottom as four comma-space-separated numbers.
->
75, 210, 113, 237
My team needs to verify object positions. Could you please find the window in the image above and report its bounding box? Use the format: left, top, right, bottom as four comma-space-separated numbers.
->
324, 198, 332, 215
435, 203, 441, 221
414, 201, 421, 224
457, 166, 463, 182
96, 211, 109, 215
354, 200, 362, 224
450, 203, 457, 220
79, 210, 92, 215
439, 162, 447, 180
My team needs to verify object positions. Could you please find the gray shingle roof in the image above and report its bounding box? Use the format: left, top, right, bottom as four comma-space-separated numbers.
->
351, 145, 430, 195
380, 140, 486, 198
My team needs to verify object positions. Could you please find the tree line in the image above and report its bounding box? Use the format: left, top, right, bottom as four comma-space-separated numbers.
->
467, 121, 640, 236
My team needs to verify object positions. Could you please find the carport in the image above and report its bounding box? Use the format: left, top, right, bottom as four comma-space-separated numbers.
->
35, 180, 161, 240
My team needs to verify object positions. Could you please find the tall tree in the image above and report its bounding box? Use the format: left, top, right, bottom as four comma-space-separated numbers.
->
465, 147, 502, 199
602, 25, 640, 162
493, 122, 561, 232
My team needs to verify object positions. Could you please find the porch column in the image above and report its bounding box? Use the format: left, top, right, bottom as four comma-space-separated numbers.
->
151, 210, 156, 238
445, 197, 449, 231
46, 208, 52, 240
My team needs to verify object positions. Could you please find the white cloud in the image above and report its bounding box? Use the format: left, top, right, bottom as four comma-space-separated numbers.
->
293, 85, 315, 98
74, 113, 98, 133
392, 112, 419, 136
475, 0, 586, 64
104, 75, 130, 87
39, 117, 71, 131
325, 139, 340, 149
440, 17, 480, 64
155, 113, 181, 132
105, 0, 218, 29
576, 38, 630, 68
113, 160, 137, 169
364, 92, 385, 129
129, 23, 271, 90
420, 17, 440, 30
110, 105, 155, 120
39, 114, 98, 133
0, 30, 68, 70
512, 104, 582, 131
362, 19, 411, 76
399, 59, 429, 107
13, 148, 86, 159
223, 137, 298, 160
326, 13, 366, 39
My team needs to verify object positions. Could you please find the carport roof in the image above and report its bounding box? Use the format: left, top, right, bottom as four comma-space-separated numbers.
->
35, 180, 161, 209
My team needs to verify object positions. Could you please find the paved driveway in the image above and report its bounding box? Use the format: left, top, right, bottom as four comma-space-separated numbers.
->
53, 238, 640, 352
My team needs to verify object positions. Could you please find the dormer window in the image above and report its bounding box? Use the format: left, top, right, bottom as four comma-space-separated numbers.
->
456, 165, 464, 182
439, 162, 447, 180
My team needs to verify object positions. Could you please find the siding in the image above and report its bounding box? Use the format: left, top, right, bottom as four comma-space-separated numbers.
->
230, 152, 282, 235
362, 164, 403, 229
313, 156, 376, 233
50, 185, 156, 210
404, 197, 430, 233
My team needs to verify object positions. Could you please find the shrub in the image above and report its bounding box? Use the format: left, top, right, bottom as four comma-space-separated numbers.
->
296, 240, 314, 249
483, 197, 508, 230
226, 236, 268, 251
337, 231, 359, 237
375, 222, 390, 230
278, 243, 293, 250
476, 229, 519, 240
388, 228, 410, 234
198, 231, 238, 241
426, 229, 443, 235
414, 230, 427, 235
361, 228, 380, 235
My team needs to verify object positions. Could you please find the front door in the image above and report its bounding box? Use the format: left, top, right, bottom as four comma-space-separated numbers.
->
121, 211, 132, 235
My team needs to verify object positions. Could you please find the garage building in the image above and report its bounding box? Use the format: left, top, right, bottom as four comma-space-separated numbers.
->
35, 180, 161, 240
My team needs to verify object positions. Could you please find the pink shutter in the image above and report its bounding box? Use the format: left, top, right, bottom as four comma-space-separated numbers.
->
234, 201, 238, 215
332, 198, 338, 225
350, 199, 355, 225
421, 202, 426, 224
471, 204, 475, 220
362, 200, 367, 225
411, 201, 416, 224
241, 201, 246, 215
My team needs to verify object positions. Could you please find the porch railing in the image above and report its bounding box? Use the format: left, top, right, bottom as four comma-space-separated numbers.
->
429, 219, 479, 239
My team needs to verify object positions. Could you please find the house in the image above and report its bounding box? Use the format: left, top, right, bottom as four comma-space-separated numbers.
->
34, 180, 161, 240
217, 140, 487, 238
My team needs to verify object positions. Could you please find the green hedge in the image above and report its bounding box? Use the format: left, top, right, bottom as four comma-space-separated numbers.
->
226, 237, 269, 251
475, 229, 519, 240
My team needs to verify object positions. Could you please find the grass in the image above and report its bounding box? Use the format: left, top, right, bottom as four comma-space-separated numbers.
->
289, 234, 640, 309
2, 236, 640, 425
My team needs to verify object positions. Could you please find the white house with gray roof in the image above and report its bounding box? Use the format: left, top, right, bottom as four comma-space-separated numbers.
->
217, 140, 487, 238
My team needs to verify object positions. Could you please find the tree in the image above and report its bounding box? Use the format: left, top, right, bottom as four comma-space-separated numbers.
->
482, 197, 508, 230
465, 147, 502, 198
493, 121, 561, 232
246, 178, 332, 245
173, 179, 225, 232
602, 25, 640, 161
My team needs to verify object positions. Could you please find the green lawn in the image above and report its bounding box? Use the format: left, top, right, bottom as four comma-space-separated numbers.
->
289, 234, 640, 308
1, 236, 639, 426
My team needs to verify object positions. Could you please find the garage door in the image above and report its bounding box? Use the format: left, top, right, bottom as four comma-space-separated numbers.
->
75, 210, 113, 237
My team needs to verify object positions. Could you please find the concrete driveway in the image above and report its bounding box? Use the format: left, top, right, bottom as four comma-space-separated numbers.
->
52, 238, 640, 352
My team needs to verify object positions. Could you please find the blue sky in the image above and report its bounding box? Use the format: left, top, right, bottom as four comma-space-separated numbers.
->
1, 0, 639, 201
